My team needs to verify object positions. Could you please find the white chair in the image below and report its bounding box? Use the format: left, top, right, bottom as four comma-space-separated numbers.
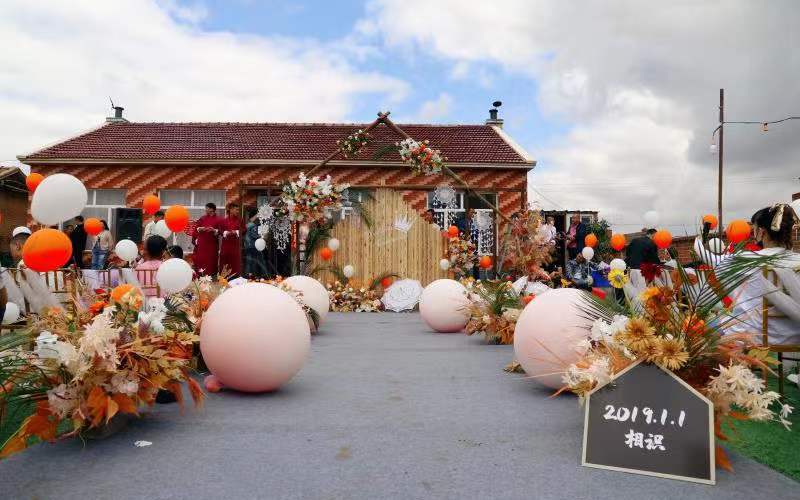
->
759, 268, 800, 397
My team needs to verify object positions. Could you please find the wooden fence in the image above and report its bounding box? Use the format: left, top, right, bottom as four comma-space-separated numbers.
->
308, 188, 448, 286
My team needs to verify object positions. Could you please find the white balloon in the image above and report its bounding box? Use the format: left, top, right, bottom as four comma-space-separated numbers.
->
2, 302, 20, 325
30, 174, 88, 225
343, 264, 355, 278
581, 246, 595, 260
439, 258, 450, 271
156, 258, 194, 294
643, 210, 660, 227
419, 279, 470, 333
255, 238, 267, 251
284, 275, 330, 324
610, 258, 627, 271
708, 238, 725, 254
115, 239, 139, 262
327, 238, 340, 251
153, 220, 172, 239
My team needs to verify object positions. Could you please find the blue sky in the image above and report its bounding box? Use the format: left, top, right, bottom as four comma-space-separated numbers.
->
2, 1, 798, 230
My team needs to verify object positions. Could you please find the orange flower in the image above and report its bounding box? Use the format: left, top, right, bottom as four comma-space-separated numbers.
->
89, 301, 108, 315
682, 315, 706, 337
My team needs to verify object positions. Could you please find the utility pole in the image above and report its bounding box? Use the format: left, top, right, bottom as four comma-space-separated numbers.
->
717, 89, 724, 233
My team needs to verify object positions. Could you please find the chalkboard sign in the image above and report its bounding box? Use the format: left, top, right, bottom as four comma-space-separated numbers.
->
582, 360, 715, 484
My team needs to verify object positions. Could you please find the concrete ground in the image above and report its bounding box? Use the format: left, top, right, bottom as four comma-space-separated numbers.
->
2, 313, 797, 499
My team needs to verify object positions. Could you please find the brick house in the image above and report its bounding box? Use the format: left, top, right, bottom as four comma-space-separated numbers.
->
18, 108, 534, 281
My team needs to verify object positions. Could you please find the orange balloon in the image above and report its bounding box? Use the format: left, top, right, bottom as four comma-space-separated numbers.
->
165, 205, 190, 232
143, 194, 161, 215
381, 277, 392, 288
479, 255, 493, 269
21, 228, 72, 272
26, 173, 44, 192
702, 214, 718, 229
320, 247, 333, 261
447, 225, 459, 238
84, 217, 103, 236
610, 233, 627, 251
726, 219, 751, 244
653, 229, 672, 250
584, 233, 598, 248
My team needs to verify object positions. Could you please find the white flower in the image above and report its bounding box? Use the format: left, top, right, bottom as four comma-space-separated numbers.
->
501, 308, 521, 323
54, 341, 79, 374
47, 384, 78, 418
574, 338, 592, 355
78, 314, 120, 361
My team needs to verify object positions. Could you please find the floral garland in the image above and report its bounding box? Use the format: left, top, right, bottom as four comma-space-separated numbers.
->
1, 285, 203, 458
326, 281, 382, 312
446, 234, 477, 278
337, 129, 370, 158
280, 173, 349, 224
397, 138, 445, 176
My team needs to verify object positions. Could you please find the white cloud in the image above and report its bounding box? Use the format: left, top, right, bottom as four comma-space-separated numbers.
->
415, 93, 454, 122
362, 0, 800, 231
0, 0, 408, 164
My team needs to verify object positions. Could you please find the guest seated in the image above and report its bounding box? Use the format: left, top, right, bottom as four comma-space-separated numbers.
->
566, 252, 598, 290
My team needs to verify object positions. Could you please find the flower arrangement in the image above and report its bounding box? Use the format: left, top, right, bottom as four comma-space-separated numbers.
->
446, 234, 477, 278
1, 285, 203, 458
396, 138, 445, 176
561, 249, 794, 470
498, 210, 555, 280
464, 280, 523, 345
326, 281, 382, 312
279, 173, 349, 224
337, 129, 370, 158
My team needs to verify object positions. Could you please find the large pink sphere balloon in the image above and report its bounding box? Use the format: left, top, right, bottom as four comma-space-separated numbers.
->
200, 283, 310, 392
419, 278, 470, 333
284, 275, 330, 325
513, 288, 592, 389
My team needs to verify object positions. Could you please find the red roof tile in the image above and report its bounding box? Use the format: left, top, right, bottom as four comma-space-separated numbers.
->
21, 122, 532, 166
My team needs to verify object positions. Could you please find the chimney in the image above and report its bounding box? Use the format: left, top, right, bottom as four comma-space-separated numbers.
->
485, 100, 503, 128
106, 103, 128, 123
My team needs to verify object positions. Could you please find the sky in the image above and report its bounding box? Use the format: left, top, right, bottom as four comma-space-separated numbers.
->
1, 0, 799, 234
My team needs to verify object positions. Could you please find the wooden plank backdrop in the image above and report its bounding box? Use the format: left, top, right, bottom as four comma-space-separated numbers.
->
308, 188, 448, 286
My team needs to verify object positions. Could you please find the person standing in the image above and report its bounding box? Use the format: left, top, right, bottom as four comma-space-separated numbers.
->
218, 203, 242, 276
625, 228, 660, 269
69, 216, 87, 269
143, 210, 165, 242
565, 214, 587, 260
91, 220, 114, 270
191, 203, 220, 276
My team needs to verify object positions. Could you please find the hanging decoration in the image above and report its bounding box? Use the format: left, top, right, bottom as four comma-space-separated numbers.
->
396, 138, 445, 176
336, 129, 370, 158
432, 184, 457, 209
256, 204, 274, 238
272, 216, 292, 252
279, 173, 349, 224
471, 211, 494, 256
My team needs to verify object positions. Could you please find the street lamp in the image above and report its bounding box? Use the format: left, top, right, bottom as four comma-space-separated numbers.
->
709, 87, 799, 232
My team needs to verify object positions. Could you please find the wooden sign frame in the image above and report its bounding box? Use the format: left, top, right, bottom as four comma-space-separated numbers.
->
581, 359, 716, 485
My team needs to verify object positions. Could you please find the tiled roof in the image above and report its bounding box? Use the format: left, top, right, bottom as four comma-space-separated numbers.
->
21, 121, 533, 166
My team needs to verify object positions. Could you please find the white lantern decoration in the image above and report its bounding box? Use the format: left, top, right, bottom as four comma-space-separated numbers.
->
581, 246, 595, 261
273, 217, 292, 252
2, 302, 20, 325
255, 238, 267, 251
708, 238, 725, 254
115, 239, 139, 263
30, 174, 88, 225
156, 258, 194, 294
610, 258, 627, 271
643, 210, 660, 227
327, 238, 340, 251
439, 258, 451, 271
34, 331, 59, 359
432, 185, 457, 208
153, 220, 172, 239
343, 265, 355, 278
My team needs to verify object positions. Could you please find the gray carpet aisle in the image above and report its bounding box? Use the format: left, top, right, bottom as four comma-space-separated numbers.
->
1, 313, 796, 500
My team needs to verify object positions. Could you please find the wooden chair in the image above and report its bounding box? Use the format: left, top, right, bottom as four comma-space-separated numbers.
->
760, 268, 800, 397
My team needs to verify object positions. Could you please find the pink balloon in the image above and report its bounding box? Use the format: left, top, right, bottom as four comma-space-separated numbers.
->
204, 374, 223, 393
513, 288, 592, 389
419, 278, 470, 333
200, 283, 310, 392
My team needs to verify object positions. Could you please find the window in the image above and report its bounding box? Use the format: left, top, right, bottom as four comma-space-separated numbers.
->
160, 189, 226, 253
427, 190, 465, 230
80, 189, 127, 228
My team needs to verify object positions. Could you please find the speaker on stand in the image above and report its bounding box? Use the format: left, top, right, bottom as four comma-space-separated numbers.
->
113, 207, 143, 243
